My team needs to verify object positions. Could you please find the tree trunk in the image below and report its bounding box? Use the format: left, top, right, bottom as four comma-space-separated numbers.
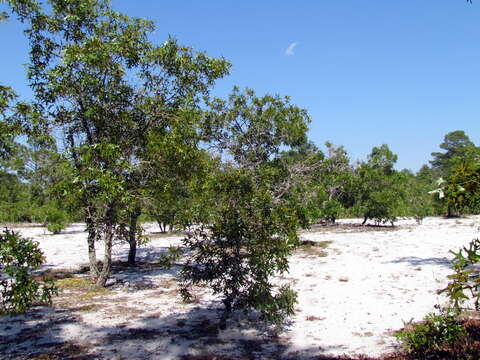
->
447, 204, 453, 218
160, 222, 167, 233
127, 207, 141, 267
95, 207, 114, 287
95, 230, 112, 287
127, 234, 137, 267
220, 297, 233, 330
362, 216, 368, 225
85, 210, 100, 279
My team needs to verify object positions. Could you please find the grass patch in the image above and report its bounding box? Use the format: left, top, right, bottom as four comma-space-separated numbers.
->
55, 277, 113, 299
35, 268, 76, 282
81, 287, 111, 300
56, 278, 92, 289
296, 240, 332, 257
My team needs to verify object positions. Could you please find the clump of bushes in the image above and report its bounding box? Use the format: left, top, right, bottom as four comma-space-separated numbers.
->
395, 309, 480, 359
395, 308, 466, 354
0, 228, 56, 313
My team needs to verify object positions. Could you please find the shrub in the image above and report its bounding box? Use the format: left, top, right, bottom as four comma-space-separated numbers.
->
320, 199, 343, 224
440, 238, 480, 311
181, 169, 298, 325
0, 228, 57, 313
395, 308, 466, 355
41, 205, 69, 234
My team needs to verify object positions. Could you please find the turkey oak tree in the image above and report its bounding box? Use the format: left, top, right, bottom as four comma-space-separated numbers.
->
5, 0, 230, 285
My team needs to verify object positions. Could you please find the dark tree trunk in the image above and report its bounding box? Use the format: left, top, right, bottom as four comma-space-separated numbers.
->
127, 207, 141, 267
127, 235, 137, 267
362, 216, 368, 225
220, 297, 233, 330
159, 222, 167, 233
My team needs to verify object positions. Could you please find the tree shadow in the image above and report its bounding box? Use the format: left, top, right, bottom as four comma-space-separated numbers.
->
386, 256, 451, 268
113, 242, 186, 264
0, 306, 97, 360
0, 301, 292, 359
0, 297, 408, 360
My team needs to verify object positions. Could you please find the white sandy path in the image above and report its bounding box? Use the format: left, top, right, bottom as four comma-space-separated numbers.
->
1, 216, 479, 359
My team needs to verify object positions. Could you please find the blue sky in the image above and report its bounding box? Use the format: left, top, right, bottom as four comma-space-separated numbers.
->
1, 1, 479, 171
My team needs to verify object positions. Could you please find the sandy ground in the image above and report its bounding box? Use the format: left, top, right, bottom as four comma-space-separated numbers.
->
1, 216, 479, 359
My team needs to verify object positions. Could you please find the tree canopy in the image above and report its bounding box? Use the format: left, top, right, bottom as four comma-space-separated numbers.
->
430, 130, 479, 177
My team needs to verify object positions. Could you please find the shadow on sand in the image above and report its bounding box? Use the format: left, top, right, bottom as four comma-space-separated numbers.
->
386, 256, 451, 268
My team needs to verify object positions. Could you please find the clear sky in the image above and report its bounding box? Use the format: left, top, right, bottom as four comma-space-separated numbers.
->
1, 1, 479, 171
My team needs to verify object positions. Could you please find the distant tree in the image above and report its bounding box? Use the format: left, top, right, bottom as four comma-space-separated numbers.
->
274, 142, 324, 227
417, 164, 436, 184
0, 85, 19, 160
0, 171, 31, 222
438, 160, 480, 215
402, 170, 435, 224
317, 142, 354, 223
354, 145, 406, 225
430, 130, 479, 177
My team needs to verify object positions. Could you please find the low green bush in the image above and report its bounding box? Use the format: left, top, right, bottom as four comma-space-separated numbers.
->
0, 228, 57, 313
46, 222, 65, 235
395, 308, 466, 355
40, 205, 69, 234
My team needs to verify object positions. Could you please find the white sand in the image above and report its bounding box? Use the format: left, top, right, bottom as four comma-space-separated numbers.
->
1, 216, 478, 359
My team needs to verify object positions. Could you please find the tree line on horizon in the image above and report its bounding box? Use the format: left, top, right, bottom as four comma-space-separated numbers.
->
1, 0, 479, 323
2, 128, 478, 229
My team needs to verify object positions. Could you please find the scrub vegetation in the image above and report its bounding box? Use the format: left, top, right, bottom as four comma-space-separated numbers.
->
1, 0, 480, 359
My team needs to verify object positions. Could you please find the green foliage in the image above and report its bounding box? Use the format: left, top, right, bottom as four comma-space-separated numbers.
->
395, 308, 467, 355
275, 143, 325, 227
426, 131, 480, 217
4, 0, 230, 285
316, 142, 353, 223
430, 130, 479, 177
181, 88, 314, 324
0, 228, 56, 313
353, 145, 406, 225
204, 87, 310, 170
402, 170, 435, 224
158, 246, 182, 269
446, 161, 480, 215
181, 168, 299, 324
0, 170, 32, 222
38, 204, 69, 234
440, 238, 480, 311
0, 85, 20, 160
319, 199, 344, 223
